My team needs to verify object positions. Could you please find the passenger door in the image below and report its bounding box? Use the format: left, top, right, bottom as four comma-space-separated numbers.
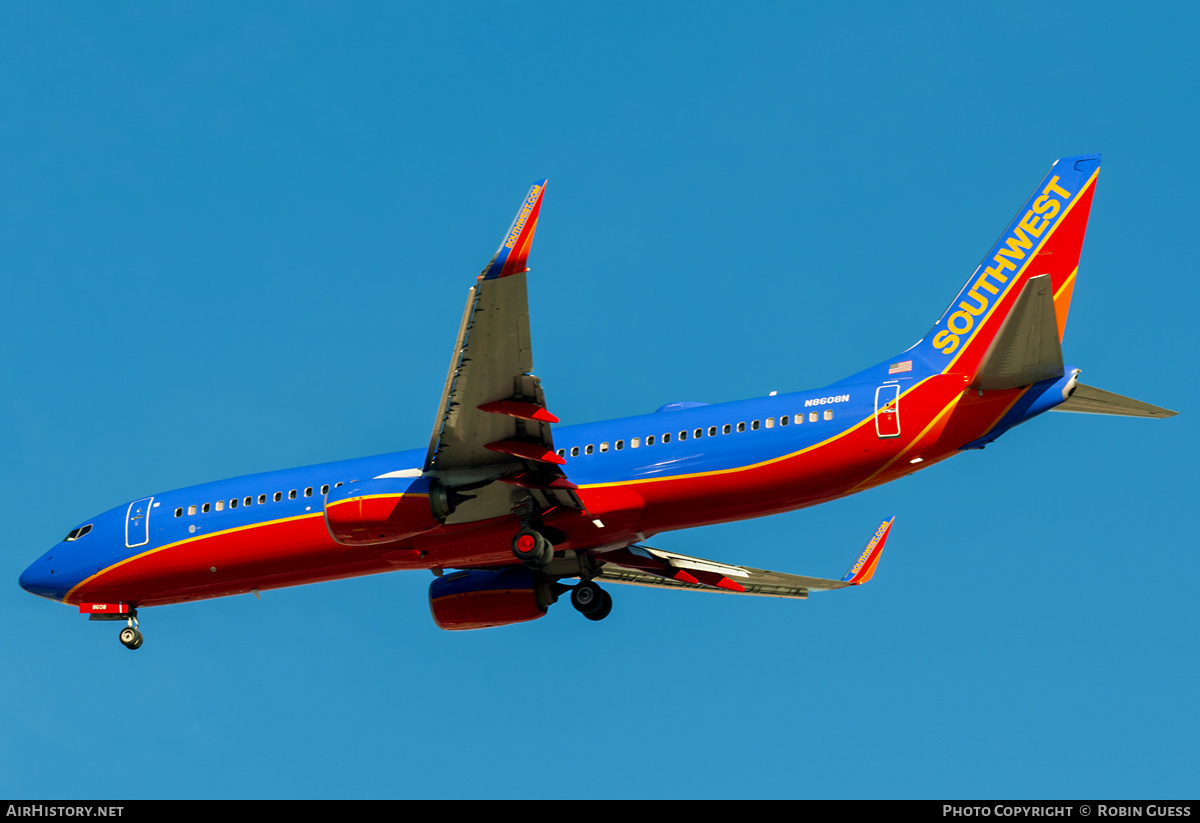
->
874, 385, 901, 439
125, 497, 154, 548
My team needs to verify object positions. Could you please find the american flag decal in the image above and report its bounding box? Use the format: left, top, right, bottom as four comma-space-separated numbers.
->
888, 360, 912, 374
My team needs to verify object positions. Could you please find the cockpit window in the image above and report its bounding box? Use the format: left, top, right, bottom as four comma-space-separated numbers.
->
63, 524, 93, 542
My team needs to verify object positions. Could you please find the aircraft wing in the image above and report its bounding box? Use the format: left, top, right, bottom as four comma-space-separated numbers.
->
592, 518, 894, 599
423, 181, 581, 521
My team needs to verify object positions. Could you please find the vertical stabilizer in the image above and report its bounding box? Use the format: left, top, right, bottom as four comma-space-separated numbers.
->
910, 155, 1101, 379
971, 274, 1064, 390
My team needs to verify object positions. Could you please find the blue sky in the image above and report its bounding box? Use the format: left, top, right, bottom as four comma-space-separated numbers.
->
2, 2, 1196, 799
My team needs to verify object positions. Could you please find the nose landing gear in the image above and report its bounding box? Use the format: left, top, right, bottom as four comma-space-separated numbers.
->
84, 604, 144, 649
118, 615, 143, 650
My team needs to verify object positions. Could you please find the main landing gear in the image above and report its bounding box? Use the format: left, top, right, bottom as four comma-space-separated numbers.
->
510, 525, 613, 622
570, 580, 613, 622
512, 527, 554, 569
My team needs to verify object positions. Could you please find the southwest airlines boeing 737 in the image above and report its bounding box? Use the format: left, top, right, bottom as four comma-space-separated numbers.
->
19, 154, 1176, 649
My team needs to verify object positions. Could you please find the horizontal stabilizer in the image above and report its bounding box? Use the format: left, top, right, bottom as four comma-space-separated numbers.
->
972, 274, 1064, 390
1053, 382, 1177, 418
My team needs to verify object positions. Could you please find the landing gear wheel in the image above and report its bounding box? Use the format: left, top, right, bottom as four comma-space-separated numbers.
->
119, 627, 144, 650
571, 581, 612, 621
571, 580, 602, 613
583, 590, 613, 622
512, 528, 553, 568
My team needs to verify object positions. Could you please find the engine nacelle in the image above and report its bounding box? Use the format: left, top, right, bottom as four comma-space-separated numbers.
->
323, 476, 439, 546
428, 568, 553, 631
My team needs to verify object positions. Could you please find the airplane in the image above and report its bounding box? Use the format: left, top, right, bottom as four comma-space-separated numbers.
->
19, 154, 1176, 648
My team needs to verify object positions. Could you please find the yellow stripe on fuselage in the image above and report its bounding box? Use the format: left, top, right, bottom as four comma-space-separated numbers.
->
64, 511, 327, 604
847, 393, 963, 493
326, 493, 429, 506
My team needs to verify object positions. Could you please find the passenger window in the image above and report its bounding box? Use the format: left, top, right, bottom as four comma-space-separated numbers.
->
662, 433, 671, 443
304, 488, 313, 497
557, 449, 565, 458
809, 412, 818, 422
766, 417, 775, 428
335, 482, 343, 488
824, 409, 833, 421
273, 492, 282, 502
615, 440, 624, 450
600, 442, 609, 453
694, 428, 703, 438
751, 420, 760, 430
174, 508, 183, 518
202, 503, 210, 513
737, 422, 745, 432
795, 414, 803, 424
647, 435, 655, 445
289, 490, 297, 500
189, 505, 197, 515
632, 437, 640, 448
780, 415, 789, 426
709, 426, 717, 436
320, 485, 329, 495
722, 424, 731, 434
585, 444, 594, 455
570, 446, 580, 457
245, 496, 253, 506
678, 431, 687, 441
258, 494, 267, 504
215, 500, 224, 512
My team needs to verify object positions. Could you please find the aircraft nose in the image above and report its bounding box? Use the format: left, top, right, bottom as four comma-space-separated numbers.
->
19, 557, 66, 601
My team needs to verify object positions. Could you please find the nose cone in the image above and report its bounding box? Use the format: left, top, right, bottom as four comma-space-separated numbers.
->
19, 555, 68, 601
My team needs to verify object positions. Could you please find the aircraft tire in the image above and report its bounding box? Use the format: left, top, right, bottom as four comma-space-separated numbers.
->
582, 589, 613, 622
571, 581, 605, 615
512, 529, 552, 568
119, 627, 144, 650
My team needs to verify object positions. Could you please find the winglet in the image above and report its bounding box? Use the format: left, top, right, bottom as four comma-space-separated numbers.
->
480, 180, 547, 280
840, 518, 894, 585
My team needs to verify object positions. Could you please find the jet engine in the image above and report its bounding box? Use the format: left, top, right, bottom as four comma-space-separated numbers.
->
428, 568, 556, 631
